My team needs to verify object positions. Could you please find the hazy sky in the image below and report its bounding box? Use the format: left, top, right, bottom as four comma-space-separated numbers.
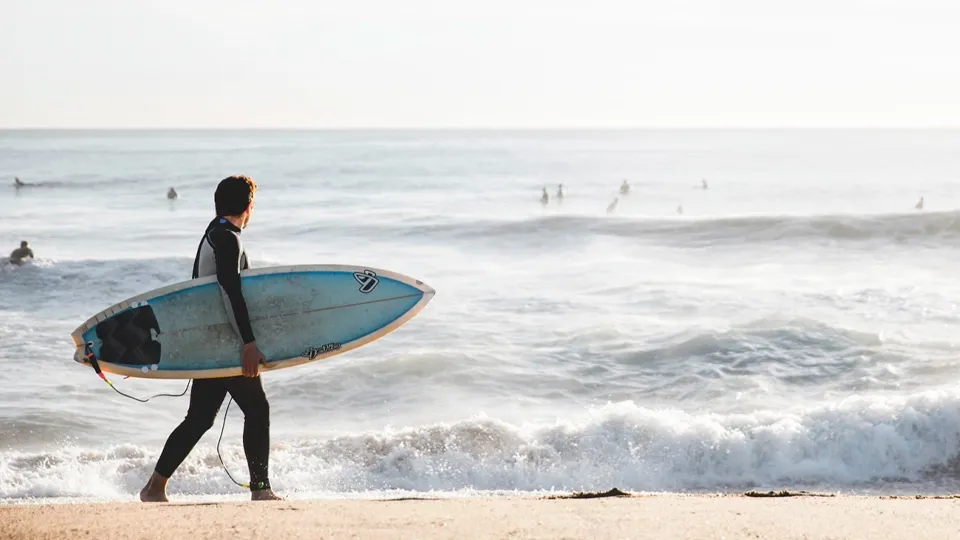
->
3, 0, 960, 128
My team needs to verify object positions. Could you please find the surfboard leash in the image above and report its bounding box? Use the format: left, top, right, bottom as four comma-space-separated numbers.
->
215, 397, 251, 490
83, 343, 251, 490
83, 344, 191, 402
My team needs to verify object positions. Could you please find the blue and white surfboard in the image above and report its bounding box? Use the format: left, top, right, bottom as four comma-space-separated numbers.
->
71, 265, 435, 379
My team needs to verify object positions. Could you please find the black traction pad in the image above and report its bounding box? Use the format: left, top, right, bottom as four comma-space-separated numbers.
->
94, 304, 162, 366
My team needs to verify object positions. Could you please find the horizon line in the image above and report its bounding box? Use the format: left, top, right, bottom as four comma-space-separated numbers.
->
4, 126, 960, 131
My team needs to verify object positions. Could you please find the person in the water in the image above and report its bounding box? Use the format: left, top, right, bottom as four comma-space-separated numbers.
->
915, 197, 924, 210
167, 187, 179, 200
619, 180, 630, 195
540, 188, 549, 205
9, 241, 34, 265
556, 184, 564, 202
701, 179, 708, 190
14, 177, 25, 189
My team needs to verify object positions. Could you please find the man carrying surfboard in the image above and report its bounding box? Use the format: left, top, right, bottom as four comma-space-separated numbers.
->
140, 175, 281, 502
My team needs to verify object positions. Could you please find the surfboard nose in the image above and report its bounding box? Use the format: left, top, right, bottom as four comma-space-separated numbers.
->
415, 279, 436, 298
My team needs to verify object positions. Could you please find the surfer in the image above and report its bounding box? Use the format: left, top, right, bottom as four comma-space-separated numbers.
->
140, 175, 281, 503
13, 177, 24, 189
701, 179, 708, 190
915, 197, 924, 210
556, 183, 564, 201
8, 241, 34, 265
540, 187, 549, 205
620, 180, 630, 195
167, 187, 178, 200
677, 205, 684, 215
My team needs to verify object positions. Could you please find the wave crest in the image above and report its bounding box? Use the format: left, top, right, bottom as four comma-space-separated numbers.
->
4, 392, 960, 500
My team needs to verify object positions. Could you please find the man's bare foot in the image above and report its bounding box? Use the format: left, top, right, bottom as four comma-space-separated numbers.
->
139, 472, 169, 503
251, 488, 283, 501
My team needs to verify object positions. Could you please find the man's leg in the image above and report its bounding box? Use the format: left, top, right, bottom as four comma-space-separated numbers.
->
224, 375, 281, 500
140, 378, 228, 502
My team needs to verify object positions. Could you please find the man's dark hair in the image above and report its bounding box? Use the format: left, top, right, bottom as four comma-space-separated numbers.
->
215, 175, 257, 216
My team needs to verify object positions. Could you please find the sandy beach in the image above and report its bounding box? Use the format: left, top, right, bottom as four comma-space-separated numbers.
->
2, 492, 958, 540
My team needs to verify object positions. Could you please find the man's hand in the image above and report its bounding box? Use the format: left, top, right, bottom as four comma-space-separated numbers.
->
241, 342, 265, 377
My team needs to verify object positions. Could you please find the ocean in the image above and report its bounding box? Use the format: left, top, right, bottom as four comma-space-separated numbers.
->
2, 129, 960, 502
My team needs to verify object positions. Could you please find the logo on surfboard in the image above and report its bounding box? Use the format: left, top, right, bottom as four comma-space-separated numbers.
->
302, 342, 342, 360
353, 270, 379, 294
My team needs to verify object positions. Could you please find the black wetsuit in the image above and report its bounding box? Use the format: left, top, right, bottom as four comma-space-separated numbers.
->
154, 217, 271, 491
9, 247, 34, 265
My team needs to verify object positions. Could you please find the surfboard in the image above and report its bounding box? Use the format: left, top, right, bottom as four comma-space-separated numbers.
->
70, 264, 435, 379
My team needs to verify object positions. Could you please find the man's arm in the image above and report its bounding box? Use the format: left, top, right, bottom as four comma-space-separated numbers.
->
208, 228, 256, 344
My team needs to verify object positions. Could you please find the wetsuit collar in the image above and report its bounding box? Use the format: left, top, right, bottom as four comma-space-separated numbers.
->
213, 216, 242, 234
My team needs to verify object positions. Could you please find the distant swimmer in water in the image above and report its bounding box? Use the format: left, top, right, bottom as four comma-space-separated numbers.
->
167, 187, 179, 200
606, 197, 619, 214
915, 196, 924, 210
701, 179, 708, 190
677, 205, 684, 215
540, 187, 549, 205
9, 241, 34, 266
14, 177, 25, 189
556, 184, 564, 201
619, 180, 630, 195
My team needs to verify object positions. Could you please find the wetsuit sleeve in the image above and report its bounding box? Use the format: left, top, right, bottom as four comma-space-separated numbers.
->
26, 248, 34, 258
208, 228, 256, 344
